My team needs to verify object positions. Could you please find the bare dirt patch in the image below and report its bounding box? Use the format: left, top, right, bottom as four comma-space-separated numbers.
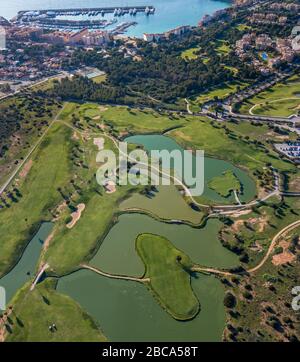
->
272, 240, 295, 266
66, 203, 86, 229
93, 116, 101, 120
248, 216, 268, 233
231, 209, 252, 218
231, 213, 268, 233
93, 138, 104, 151
97, 123, 108, 131
232, 219, 245, 232
72, 131, 80, 141
0, 307, 13, 342
19, 160, 33, 179
104, 180, 116, 194
52, 201, 67, 221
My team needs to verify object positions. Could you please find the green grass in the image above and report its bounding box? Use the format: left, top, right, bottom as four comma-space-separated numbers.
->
5, 279, 106, 342
208, 170, 241, 198
169, 119, 293, 171
236, 24, 252, 31
30, 78, 56, 92
224, 66, 239, 76
44, 183, 139, 275
181, 47, 200, 60
42, 135, 141, 276
0, 123, 72, 278
136, 233, 199, 320
189, 81, 248, 111
216, 40, 231, 55
91, 74, 107, 84
0, 97, 61, 186
168, 118, 296, 203
66, 103, 187, 135
251, 98, 300, 117
238, 75, 300, 117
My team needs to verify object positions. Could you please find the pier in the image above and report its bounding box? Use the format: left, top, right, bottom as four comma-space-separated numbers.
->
35, 18, 116, 30
17, 6, 155, 20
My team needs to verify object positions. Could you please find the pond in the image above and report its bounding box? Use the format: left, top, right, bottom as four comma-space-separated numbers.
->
57, 269, 226, 342
125, 134, 256, 205
90, 213, 238, 277
120, 184, 204, 224
0, 222, 53, 307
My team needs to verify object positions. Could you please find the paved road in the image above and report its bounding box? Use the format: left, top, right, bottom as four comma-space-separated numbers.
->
0, 73, 67, 103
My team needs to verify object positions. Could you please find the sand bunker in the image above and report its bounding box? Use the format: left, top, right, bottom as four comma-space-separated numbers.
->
93, 137, 104, 151
98, 106, 108, 112
66, 204, 86, 229
104, 180, 116, 194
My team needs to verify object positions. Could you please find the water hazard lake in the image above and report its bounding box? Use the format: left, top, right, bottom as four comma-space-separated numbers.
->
57, 269, 227, 342
125, 134, 257, 204
0, 222, 53, 306
0, 132, 252, 340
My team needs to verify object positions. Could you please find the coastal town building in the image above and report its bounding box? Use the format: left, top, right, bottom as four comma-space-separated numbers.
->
235, 30, 299, 73
143, 25, 191, 42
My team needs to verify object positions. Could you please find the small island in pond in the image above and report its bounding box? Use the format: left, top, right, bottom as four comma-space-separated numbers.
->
208, 170, 241, 198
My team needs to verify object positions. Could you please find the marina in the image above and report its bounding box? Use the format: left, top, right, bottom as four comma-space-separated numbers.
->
2, 0, 230, 38
13, 6, 154, 32
16, 6, 155, 21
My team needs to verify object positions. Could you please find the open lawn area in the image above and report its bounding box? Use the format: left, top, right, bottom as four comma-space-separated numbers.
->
189, 81, 248, 112
0, 96, 62, 186
66, 103, 187, 135
181, 47, 201, 60
236, 24, 252, 31
0, 123, 72, 278
136, 233, 199, 320
168, 118, 296, 182
91, 74, 107, 84
208, 170, 241, 198
5, 279, 106, 342
42, 134, 142, 276
238, 75, 300, 117
216, 40, 231, 55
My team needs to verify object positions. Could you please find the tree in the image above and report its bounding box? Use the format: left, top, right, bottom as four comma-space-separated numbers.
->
224, 292, 237, 308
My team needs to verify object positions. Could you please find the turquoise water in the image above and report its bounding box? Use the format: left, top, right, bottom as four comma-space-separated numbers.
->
0, 0, 230, 37
0, 222, 53, 307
